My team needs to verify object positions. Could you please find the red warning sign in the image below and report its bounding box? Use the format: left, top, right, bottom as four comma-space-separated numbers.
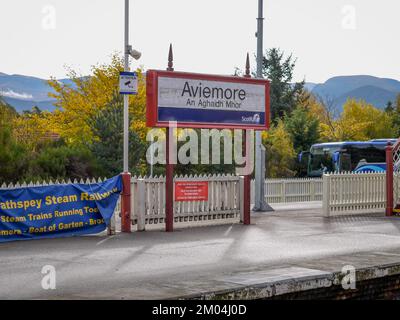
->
175, 181, 209, 202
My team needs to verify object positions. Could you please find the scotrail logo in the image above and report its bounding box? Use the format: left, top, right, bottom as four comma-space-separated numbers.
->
242, 114, 260, 123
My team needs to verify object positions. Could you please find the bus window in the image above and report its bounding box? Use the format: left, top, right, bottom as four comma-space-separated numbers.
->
307, 141, 391, 177
340, 153, 352, 171
309, 147, 336, 176
346, 146, 386, 170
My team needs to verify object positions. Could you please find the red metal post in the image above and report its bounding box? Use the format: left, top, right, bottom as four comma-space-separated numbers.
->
242, 53, 251, 225
386, 144, 394, 217
243, 130, 251, 225
121, 172, 132, 232
165, 130, 174, 232
165, 44, 175, 232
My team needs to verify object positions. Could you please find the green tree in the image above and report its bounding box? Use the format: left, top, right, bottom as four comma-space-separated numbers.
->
173, 128, 237, 177
395, 94, 400, 110
385, 101, 394, 113
284, 105, 320, 177
0, 96, 26, 183
22, 106, 42, 116
385, 93, 400, 137
25, 143, 101, 181
261, 48, 305, 121
0, 96, 17, 125
88, 94, 147, 177
284, 106, 320, 153
0, 126, 28, 184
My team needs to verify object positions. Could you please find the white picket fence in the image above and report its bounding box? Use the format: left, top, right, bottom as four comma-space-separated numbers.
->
0, 177, 107, 189
251, 178, 323, 204
2, 172, 394, 234
11, 173, 390, 232
2, 176, 325, 232
322, 172, 387, 216
130, 175, 242, 230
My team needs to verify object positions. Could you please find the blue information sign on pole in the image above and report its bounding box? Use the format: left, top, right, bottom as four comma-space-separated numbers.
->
119, 71, 138, 95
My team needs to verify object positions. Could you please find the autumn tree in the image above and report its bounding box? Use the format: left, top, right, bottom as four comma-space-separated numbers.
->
46, 54, 147, 146
0, 97, 17, 125
262, 120, 296, 178
261, 48, 305, 121
12, 107, 54, 152
319, 99, 396, 141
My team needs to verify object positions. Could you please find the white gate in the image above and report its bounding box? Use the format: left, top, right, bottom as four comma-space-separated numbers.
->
131, 175, 242, 230
322, 172, 386, 216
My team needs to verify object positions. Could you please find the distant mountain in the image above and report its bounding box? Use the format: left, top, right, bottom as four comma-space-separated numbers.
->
335, 85, 397, 111
0, 73, 74, 112
2, 97, 57, 113
1, 72, 399, 113
309, 75, 400, 111
304, 82, 317, 92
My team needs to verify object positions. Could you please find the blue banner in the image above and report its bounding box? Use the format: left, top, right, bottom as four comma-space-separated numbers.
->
158, 107, 266, 126
0, 175, 122, 243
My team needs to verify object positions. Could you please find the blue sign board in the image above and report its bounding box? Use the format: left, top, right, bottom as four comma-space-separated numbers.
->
119, 71, 138, 95
0, 175, 122, 243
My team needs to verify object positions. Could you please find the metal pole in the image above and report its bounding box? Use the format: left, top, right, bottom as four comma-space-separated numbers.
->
150, 149, 154, 177
254, 0, 272, 212
123, 0, 130, 172
121, 0, 132, 233
386, 143, 394, 217
256, 0, 263, 79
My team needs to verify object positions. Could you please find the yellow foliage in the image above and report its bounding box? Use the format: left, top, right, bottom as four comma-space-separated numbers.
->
0, 103, 17, 126
263, 120, 296, 178
12, 111, 53, 151
340, 99, 395, 140
319, 99, 396, 142
46, 54, 147, 146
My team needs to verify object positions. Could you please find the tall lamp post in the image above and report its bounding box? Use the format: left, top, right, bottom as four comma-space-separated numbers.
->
121, 0, 141, 233
253, 0, 272, 212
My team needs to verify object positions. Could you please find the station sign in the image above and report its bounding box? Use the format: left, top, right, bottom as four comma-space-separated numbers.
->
146, 70, 270, 129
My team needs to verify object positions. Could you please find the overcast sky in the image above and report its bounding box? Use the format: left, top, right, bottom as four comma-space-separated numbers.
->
1, 0, 399, 83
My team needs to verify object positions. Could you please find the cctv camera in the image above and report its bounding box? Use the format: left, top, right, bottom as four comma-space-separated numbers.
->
129, 49, 142, 60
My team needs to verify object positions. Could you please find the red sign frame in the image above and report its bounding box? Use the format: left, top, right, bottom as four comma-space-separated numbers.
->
175, 181, 209, 202
146, 70, 270, 130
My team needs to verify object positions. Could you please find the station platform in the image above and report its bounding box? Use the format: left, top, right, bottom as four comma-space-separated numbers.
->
1, 203, 400, 299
